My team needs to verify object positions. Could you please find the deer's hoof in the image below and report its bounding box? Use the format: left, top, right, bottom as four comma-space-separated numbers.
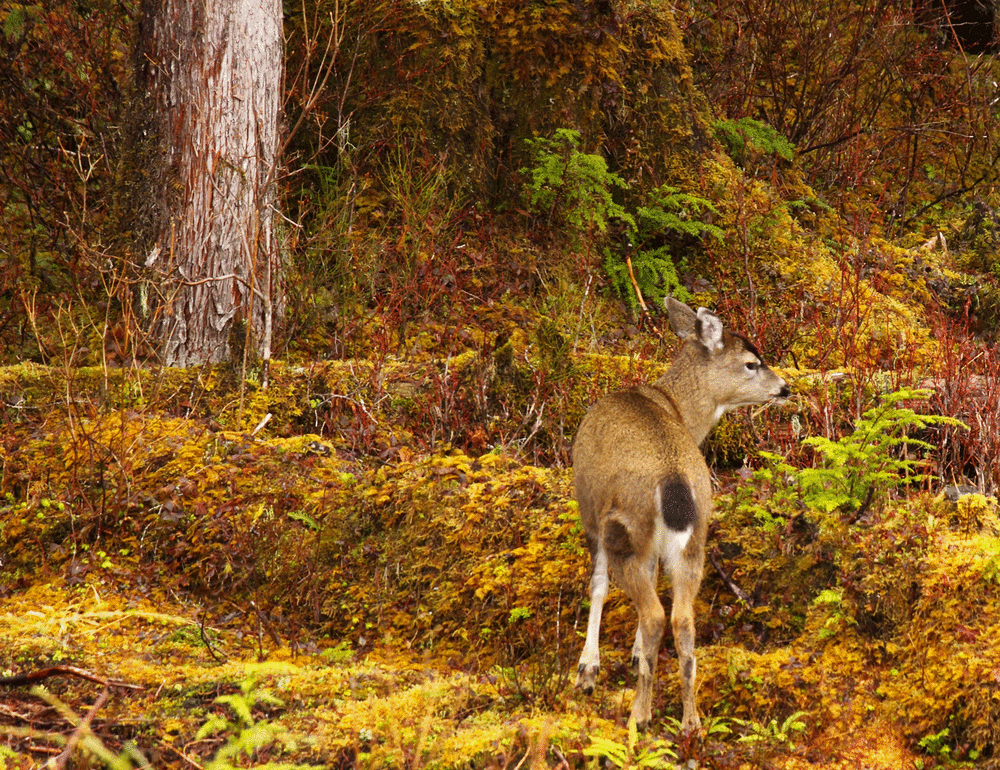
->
575, 663, 599, 694
679, 713, 702, 736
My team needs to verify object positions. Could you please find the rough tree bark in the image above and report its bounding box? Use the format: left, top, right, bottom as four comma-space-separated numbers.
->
134, 0, 283, 368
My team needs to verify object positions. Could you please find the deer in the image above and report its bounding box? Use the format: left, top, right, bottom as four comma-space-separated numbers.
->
572, 296, 789, 733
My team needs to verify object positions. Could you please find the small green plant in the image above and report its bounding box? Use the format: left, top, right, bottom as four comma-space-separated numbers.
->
918, 727, 952, 758
724, 451, 803, 533
731, 711, 807, 750
95, 549, 114, 569
321, 639, 355, 664
583, 720, 678, 769
713, 117, 794, 165
604, 184, 722, 311
754, 388, 966, 520
812, 587, 857, 640
197, 675, 309, 770
914, 726, 982, 767
796, 388, 966, 515
522, 128, 633, 240
286, 509, 319, 531
558, 504, 585, 556
981, 537, 1000, 584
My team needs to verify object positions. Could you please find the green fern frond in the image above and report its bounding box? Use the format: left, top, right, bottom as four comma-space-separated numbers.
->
713, 117, 795, 164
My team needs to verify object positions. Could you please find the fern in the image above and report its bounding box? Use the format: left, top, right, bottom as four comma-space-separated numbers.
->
713, 117, 795, 165
635, 186, 724, 241
521, 129, 634, 239
604, 185, 722, 311
602, 245, 684, 312
582, 719, 678, 769
198, 674, 310, 770
754, 388, 967, 519
522, 131, 722, 313
797, 388, 966, 514
732, 711, 808, 749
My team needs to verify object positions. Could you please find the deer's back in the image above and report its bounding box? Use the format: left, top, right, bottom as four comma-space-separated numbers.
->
572, 385, 711, 561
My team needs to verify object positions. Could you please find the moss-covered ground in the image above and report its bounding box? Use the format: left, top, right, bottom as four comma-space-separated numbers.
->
2, 326, 999, 769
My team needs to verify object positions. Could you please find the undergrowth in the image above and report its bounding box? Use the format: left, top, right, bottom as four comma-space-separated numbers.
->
4, 360, 998, 768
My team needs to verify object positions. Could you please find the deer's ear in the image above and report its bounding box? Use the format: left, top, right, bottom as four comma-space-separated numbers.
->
694, 307, 725, 353
666, 296, 697, 339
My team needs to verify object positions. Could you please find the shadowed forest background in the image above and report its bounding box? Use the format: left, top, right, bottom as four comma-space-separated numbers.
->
3, 0, 1000, 767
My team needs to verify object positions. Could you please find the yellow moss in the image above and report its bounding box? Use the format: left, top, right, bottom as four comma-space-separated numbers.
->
952, 493, 1000, 534
868, 522, 1000, 754
780, 721, 920, 770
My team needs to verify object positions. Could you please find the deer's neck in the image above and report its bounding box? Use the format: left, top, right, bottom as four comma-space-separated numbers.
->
651, 350, 722, 446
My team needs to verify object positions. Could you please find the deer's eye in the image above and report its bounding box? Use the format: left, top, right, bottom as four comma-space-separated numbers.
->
745, 361, 760, 372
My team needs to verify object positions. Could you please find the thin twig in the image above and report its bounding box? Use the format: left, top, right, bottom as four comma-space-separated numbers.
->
161, 739, 206, 770
55, 689, 109, 769
709, 548, 753, 605
198, 612, 226, 664
624, 254, 648, 313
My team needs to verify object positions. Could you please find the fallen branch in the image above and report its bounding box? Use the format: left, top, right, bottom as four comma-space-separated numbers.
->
0, 665, 143, 691
624, 254, 648, 313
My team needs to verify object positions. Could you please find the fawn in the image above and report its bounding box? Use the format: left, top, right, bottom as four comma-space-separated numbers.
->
573, 297, 789, 732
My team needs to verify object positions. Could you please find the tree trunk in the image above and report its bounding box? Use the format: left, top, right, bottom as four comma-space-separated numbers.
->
135, 0, 283, 368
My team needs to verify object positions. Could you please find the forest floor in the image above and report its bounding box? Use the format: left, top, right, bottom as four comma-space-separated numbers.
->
3, 349, 996, 769
0, 571, 927, 770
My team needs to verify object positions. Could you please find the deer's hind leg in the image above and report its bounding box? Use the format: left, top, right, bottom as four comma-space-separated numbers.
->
616, 553, 666, 731
576, 535, 608, 693
630, 555, 659, 671
669, 548, 704, 733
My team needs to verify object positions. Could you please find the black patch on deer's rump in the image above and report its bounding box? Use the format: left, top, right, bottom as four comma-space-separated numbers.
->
605, 519, 635, 558
660, 477, 696, 532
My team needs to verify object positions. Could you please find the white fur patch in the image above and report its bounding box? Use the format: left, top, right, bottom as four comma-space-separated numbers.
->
653, 514, 694, 572
696, 307, 725, 353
